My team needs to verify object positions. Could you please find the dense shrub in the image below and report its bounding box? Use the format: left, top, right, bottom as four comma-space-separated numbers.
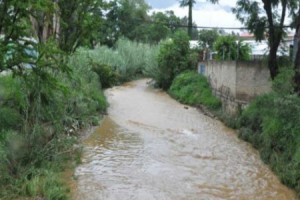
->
67, 52, 108, 119
238, 68, 300, 196
169, 71, 221, 109
214, 35, 251, 61
149, 31, 198, 90
0, 107, 22, 131
0, 47, 108, 199
91, 63, 118, 88
0, 38, 159, 199
0, 76, 25, 131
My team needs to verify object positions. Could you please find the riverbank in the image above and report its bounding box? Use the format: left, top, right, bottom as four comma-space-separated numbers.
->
168, 70, 300, 198
71, 79, 296, 199
0, 52, 108, 199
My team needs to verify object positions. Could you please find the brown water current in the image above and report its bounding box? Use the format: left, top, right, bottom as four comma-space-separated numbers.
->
72, 79, 297, 200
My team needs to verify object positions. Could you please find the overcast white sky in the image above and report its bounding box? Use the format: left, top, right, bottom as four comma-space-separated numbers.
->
146, 0, 243, 29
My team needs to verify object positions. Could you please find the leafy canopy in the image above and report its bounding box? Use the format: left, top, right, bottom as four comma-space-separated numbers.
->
214, 35, 251, 61
198, 29, 220, 49
232, 0, 299, 79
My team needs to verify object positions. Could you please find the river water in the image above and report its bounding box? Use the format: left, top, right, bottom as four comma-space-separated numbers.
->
72, 79, 296, 200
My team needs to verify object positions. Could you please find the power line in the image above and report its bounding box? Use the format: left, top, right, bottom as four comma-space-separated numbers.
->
136, 18, 294, 30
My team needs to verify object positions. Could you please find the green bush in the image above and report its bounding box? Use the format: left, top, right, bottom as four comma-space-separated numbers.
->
238, 68, 300, 197
67, 52, 108, 119
152, 31, 197, 90
0, 46, 108, 199
0, 75, 26, 131
91, 63, 118, 88
0, 107, 22, 131
169, 71, 221, 109
214, 35, 251, 61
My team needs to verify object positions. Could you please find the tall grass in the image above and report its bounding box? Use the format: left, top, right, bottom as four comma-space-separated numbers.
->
0, 47, 108, 199
86, 38, 160, 82
0, 38, 159, 199
238, 68, 300, 197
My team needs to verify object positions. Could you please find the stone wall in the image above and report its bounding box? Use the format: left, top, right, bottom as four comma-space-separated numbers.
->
198, 60, 272, 113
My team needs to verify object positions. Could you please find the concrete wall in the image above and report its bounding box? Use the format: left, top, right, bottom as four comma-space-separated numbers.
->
236, 61, 272, 102
198, 60, 272, 113
202, 61, 237, 100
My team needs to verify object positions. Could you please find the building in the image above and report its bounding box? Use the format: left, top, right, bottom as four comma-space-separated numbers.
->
239, 32, 294, 59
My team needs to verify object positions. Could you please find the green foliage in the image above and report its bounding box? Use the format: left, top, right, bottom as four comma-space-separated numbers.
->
24, 170, 69, 200
214, 35, 251, 61
0, 44, 107, 199
103, 0, 150, 46
238, 69, 300, 197
0, 129, 73, 199
91, 63, 118, 89
0, 1, 158, 199
169, 71, 221, 109
57, 0, 108, 52
152, 31, 197, 90
198, 29, 220, 49
0, 0, 35, 73
87, 38, 159, 82
232, 0, 297, 42
67, 52, 108, 118
233, 1, 266, 41
232, 0, 299, 79
144, 11, 182, 43
214, 110, 240, 129
0, 76, 24, 131
0, 107, 22, 131
272, 67, 295, 95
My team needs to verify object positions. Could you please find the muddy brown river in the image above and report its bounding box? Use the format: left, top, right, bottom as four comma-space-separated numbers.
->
72, 79, 297, 200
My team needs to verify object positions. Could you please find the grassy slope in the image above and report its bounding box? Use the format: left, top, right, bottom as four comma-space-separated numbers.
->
169, 71, 221, 110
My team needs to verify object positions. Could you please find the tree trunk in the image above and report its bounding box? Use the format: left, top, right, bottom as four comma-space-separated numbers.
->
268, 46, 279, 80
188, 0, 192, 39
294, 3, 300, 92
262, 0, 286, 80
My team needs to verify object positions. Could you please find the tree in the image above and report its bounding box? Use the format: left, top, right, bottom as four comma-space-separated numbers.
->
198, 29, 220, 50
179, 0, 218, 39
179, 0, 195, 39
0, 0, 35, 73
156, 31, 197, 89
214, 35, 251, 61
233, 0, 298, 79
104, 0, 150, 46
180, 16, 198, 40
293, 3, 300, 92
144, 11, 181, 43
57, 0, 107, 52
29, 0, 59, 43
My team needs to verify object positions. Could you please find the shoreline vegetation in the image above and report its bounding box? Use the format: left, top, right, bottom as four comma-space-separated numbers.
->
1, 30, 300, 199
0, 38, 160, 199
146, 30, 300, 198
2, 0, 300, 198
168, 68, 300, 198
